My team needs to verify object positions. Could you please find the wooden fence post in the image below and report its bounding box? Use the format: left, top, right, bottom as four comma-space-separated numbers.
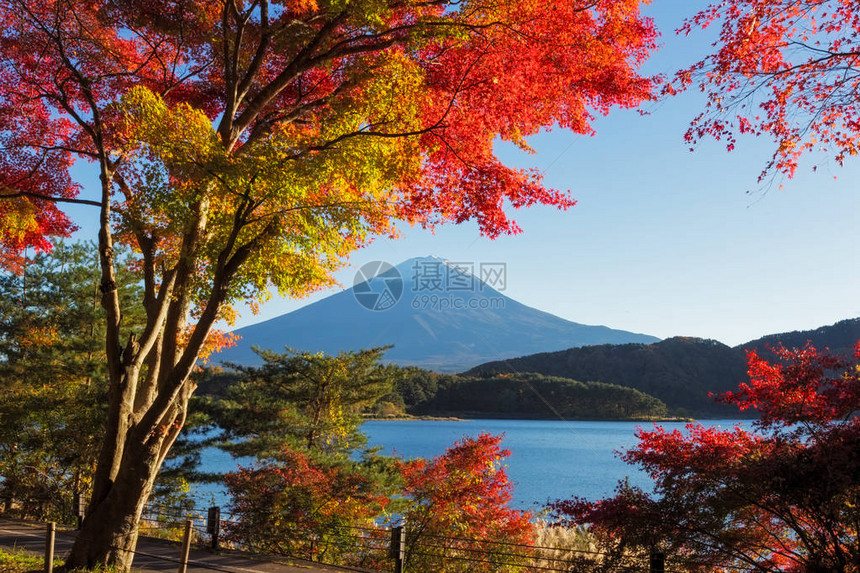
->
207, 507, 221, 550
649, 549, 665, 573
44, 522, 55, 573
389, 524, 406, 573
178, 519, 193, 573
73, 493, 86, 529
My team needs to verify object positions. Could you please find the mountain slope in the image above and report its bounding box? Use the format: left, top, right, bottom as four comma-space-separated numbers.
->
738, 318, 860, 356
409, 372, 671, 420
216, 257, 659, 372
465, 318, 860, 415
465, 337, 748, 415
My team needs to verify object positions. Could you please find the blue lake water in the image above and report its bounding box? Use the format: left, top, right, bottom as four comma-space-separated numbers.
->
190, 419, 750, 511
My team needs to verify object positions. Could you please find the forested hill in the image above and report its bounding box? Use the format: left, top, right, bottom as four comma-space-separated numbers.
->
201, 319, 859, 419
740, 318, 860, 357
404, 373, 670, 419
465, 338, 747, 416
464, 318, 860, 416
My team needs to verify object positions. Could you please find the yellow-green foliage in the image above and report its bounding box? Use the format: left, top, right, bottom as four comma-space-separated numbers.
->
370, 401, 404, 418
0, 548, 62, 573
114, 51, 430, 318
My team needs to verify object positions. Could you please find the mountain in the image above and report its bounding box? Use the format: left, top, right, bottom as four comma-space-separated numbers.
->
406, 372, 671, 420
465, 318, 860, 416
216, 256, 660, 372
739, 317, 860, 357
465, 337, 748, 415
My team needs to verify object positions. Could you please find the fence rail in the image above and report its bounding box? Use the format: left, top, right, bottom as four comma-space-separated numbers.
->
3, 497, 671, 573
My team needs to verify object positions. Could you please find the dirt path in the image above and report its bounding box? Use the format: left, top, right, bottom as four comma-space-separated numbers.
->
0, 518, 353, 573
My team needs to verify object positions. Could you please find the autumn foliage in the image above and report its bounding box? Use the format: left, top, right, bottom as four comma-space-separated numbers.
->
224, 447, 391, 565
399, 433, 535, 572
0, 0, 659, 272
222, 432, 534, 571
0, 1, 659, 567
214, 354, 533, 569
551, 342, 860, 572
675, 0, 860, 180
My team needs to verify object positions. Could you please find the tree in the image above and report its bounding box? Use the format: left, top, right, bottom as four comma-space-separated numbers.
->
0, 242, 143, 520
675, 0, 860, 181
211, 348, 404, 567
0, 0, 658, 568
550, 342, 860, 572
399, 433, 535, 572
210, 347, 402, 457
223, 447, 394, 566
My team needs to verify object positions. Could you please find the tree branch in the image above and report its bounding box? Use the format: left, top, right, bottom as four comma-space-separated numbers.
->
0, 188, 102, 207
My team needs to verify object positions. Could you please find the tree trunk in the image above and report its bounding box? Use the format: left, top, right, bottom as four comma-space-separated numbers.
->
64, 149, 236, 571
64, 447, 158, 570
64, 389, 189, 572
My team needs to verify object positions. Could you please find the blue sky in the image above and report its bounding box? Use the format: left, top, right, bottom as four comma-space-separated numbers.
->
70, 1, 860, 347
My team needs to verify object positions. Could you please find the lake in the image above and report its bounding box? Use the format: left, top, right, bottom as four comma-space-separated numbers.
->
190, 419, 750, 511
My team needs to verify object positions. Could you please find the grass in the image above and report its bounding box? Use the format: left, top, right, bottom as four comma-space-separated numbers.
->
0, 548, 123, 573
530, 520, 601, 570
0, 547, 62, 573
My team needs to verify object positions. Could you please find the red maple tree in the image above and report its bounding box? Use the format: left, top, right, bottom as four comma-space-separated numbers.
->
399, 433, 535, 572
223, 447, 391, 565
0, 1, 658, 569
674, 0, 860, 181
551, 342, 860, 572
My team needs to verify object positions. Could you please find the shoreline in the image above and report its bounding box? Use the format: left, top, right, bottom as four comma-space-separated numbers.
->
361, 414, 466, 421
361, 413, 707, 423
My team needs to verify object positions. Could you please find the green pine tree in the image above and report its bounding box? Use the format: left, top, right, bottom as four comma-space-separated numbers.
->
0, 242, 143, 521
